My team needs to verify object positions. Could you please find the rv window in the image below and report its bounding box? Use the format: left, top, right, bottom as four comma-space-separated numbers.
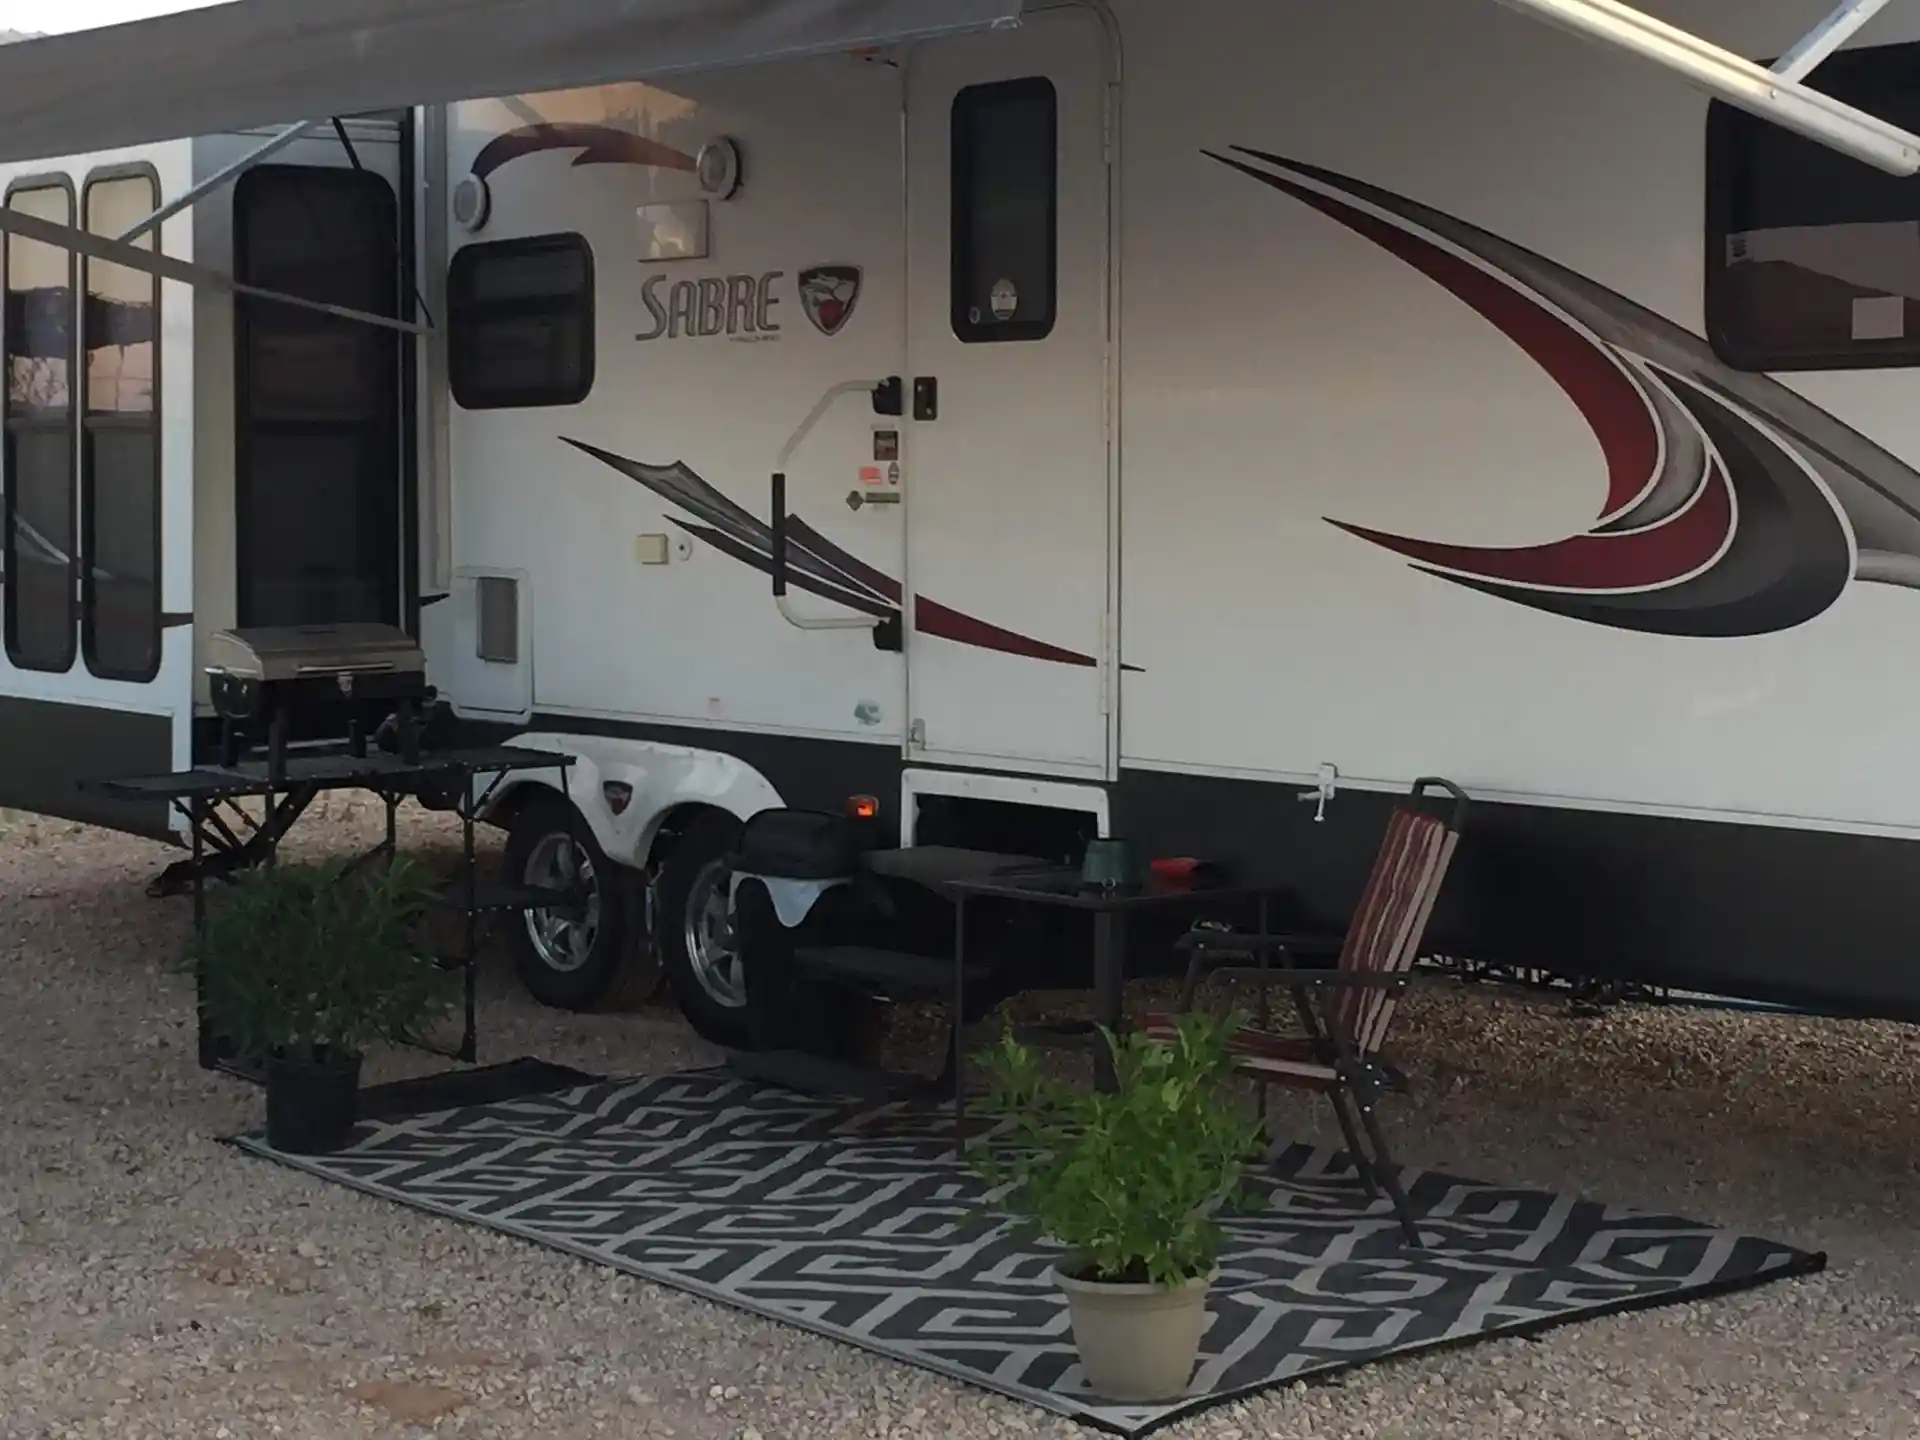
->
447, 234, 595, 409
951, 77, 1057, 344
81, 168, 162, 682
1706, 42, 1920, 371
233, 164, 402, 630
3, 180, 77, 673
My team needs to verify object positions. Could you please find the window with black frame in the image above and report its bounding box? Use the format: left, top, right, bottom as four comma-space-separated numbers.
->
951, 77, 1057, 344
447, 234, 595, 410
1707, 41, 1920, 371
82, 169, 162, 681
3, 180, 77, 673
233, 164, 400, 629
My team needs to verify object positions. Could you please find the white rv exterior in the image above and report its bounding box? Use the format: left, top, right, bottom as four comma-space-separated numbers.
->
7, 0, 1920, 1033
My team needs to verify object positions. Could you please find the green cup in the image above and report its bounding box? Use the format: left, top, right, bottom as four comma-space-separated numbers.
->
1081, 837, 1142, 890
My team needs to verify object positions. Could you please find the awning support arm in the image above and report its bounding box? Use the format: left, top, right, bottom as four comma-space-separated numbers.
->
329, 115, 438, 329
115, 118, 324, 244
0, 203, 429, 336
1774, 0, 1896, 83
1489, 0, 1920, 175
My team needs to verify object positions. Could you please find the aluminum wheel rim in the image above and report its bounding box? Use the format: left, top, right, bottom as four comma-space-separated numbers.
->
683, 858, 746, 1009
522, 832, 601, 974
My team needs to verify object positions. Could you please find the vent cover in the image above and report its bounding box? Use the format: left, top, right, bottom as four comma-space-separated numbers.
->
475, 575, 518, 664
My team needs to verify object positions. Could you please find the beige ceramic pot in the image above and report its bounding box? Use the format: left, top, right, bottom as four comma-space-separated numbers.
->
1053, 1265, 1217, 1402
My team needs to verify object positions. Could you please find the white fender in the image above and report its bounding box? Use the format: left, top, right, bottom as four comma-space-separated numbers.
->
476, 732, 785, 869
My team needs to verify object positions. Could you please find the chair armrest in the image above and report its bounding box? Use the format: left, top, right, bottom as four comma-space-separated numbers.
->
1176, 930, 1345, 957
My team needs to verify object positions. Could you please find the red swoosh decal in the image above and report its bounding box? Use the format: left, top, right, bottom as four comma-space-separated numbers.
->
565, 440, 1113, 669
1333, 458, 1733, 590
1258, 171, 1658, 522
1221, 153, 1743, 593
913, 599, 1098, 667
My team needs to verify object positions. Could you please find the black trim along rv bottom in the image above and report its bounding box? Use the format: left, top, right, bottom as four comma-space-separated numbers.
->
478, 713, 1920, 1024
0, 693, 173, 840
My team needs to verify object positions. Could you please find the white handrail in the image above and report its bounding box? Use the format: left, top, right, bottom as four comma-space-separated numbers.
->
771, 379, 894, 634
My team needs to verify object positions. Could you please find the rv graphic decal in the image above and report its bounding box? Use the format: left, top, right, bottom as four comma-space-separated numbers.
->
561, 438, 1102, 667
799, 265, 862, 337
1217, 146, 1920, 638
470, 123, 696, 181
637, 270, 787, 342
635, 267, 862, 343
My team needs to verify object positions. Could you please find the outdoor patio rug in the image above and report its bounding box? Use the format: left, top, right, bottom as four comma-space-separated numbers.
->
233, 1069, 1825, 1436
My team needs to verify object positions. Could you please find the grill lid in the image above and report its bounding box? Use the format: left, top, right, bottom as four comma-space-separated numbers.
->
205, 623, 425, 684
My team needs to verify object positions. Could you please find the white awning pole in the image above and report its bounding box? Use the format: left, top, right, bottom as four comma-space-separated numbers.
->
1774, 0, 1895, 83
1490, 0, 1920, 175
0, 203, 430, 336
116, 118, 324, 243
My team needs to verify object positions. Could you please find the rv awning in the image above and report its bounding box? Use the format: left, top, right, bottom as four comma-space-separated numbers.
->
0, 0, 1022, 167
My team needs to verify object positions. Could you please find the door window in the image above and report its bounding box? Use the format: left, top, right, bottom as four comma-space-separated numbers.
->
951, 77, 1057, 343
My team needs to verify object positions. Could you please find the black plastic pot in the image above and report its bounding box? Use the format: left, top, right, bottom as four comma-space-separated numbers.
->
264, 1048, 363, 1154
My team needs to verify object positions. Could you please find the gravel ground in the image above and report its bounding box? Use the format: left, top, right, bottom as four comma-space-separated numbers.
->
2, 799, 1917, 1440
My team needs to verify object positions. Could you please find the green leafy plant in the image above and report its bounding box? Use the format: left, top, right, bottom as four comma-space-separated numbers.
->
183, 855, 453, 1067
968, 1012, 1268, 1288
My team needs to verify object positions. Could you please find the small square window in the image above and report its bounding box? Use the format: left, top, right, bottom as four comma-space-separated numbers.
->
951, 77, 1057, 343
448, 233, 595, 408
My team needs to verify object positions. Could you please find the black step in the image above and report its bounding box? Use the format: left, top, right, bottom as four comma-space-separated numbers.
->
793, 945, 991, 995
726, 1049, 931, 1103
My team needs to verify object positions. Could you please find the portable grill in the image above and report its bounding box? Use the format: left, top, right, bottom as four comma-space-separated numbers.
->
205, 623, 434, 781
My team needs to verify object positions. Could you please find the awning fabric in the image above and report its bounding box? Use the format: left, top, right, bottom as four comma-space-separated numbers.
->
0, 0, 1023, 167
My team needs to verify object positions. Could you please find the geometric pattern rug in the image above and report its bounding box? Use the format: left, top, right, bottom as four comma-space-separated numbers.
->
234, 1069, 1825, 1436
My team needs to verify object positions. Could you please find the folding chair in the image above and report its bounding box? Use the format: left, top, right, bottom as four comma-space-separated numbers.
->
1142, 777, 1468, 1247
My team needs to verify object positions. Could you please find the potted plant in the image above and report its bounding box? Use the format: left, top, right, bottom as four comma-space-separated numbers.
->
968, 1012, 1267, 1403
185, 855, 452, 1155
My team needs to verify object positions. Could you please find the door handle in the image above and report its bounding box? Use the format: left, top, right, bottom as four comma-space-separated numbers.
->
913, 376, 938, 422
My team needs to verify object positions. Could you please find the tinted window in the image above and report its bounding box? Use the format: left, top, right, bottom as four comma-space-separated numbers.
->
951, 77, 1057, 343
1707, 42, 1920, 371
4, 181, 76, 672
448, 234, 595, 409
82, 169, 162, 681
234, 165, 400, 628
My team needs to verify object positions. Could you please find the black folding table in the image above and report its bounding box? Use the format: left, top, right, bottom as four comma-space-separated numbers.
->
944, 868, 1276, 1143
91, 744, 576, 1078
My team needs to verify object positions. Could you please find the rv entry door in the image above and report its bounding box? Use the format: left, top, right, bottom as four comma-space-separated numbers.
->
904, 6, 1113, 779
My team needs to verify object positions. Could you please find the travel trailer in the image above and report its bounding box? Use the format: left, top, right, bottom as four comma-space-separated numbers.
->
5, 0, 1920, 1045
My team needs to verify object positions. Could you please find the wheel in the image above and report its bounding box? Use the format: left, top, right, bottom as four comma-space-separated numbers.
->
657, 811, 751, 1047
502, 793, 652, 1012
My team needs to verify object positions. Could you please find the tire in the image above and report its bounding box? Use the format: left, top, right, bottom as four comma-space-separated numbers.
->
657, 810, 751, 1048
502, 792, 652, 1012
